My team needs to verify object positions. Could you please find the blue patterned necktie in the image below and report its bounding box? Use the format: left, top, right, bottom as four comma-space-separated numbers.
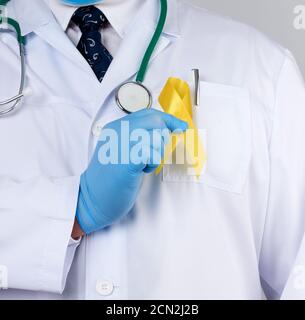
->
72, 6, 113, 82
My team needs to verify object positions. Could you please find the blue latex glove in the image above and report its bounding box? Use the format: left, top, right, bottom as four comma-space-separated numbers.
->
76, 109, 188, 234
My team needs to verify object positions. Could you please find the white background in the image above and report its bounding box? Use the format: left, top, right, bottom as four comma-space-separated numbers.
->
188, 0, 305, 77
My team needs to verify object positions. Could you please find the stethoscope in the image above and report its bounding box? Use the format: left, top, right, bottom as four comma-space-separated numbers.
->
0, 0, 26, 116
0, 0, 168, 116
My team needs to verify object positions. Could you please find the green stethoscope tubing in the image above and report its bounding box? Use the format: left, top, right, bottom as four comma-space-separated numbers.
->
0, 0, 26, 114
0, 0, 25, 45
136, 0, 168, 83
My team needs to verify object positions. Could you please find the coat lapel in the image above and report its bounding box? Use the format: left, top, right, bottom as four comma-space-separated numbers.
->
13, 0, 94, 74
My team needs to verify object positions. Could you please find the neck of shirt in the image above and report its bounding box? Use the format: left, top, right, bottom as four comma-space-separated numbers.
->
45, 0, 145, 56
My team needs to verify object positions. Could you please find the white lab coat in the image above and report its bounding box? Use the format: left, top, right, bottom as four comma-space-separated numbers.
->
1, 0, 305, 300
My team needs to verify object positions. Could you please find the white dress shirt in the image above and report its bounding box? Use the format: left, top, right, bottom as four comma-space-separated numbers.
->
45, 0, 144, 56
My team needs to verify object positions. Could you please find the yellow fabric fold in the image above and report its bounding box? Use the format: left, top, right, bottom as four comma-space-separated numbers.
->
155, 77, 206, 178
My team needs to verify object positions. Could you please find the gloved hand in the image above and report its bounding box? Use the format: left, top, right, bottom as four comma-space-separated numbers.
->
76, 109, 188, 234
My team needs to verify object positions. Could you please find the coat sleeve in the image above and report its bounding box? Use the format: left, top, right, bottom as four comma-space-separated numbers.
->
0, 175, 81, 294
259, 50, 305, 299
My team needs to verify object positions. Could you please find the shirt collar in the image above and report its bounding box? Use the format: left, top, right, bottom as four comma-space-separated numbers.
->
45, 0, 146, 38
12, 0, 180, 38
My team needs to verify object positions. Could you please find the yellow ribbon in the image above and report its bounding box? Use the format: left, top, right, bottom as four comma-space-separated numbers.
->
155, 77, 206, 178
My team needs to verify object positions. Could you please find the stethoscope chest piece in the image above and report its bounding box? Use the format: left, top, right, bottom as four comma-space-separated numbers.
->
116, 81, 152, 114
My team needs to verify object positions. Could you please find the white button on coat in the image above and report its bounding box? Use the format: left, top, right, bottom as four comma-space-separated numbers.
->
92, 120, 104, 138
96, 280, 114, 296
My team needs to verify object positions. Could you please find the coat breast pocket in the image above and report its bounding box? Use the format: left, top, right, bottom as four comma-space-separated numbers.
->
162, 81, 252, 194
